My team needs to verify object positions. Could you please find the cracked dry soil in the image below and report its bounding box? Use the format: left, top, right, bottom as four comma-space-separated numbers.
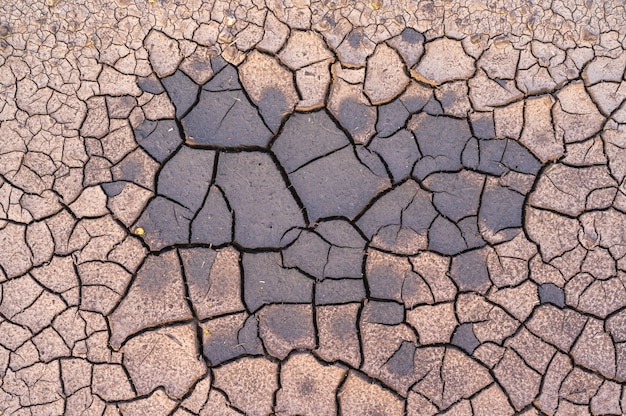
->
2, 0, 626, 415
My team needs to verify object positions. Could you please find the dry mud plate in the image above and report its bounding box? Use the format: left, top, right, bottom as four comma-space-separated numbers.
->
2, 0, 626, 415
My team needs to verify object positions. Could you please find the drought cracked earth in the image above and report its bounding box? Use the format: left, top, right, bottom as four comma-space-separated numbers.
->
2, 1, 626, 415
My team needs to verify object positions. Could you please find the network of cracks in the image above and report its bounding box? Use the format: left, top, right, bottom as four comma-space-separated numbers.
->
2, 20, 626, 416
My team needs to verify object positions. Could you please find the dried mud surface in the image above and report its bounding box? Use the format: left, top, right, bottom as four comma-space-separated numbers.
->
1, 0, 626, 414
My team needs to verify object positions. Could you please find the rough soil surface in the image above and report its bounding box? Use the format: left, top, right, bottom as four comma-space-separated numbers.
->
1, 0, 626, 414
